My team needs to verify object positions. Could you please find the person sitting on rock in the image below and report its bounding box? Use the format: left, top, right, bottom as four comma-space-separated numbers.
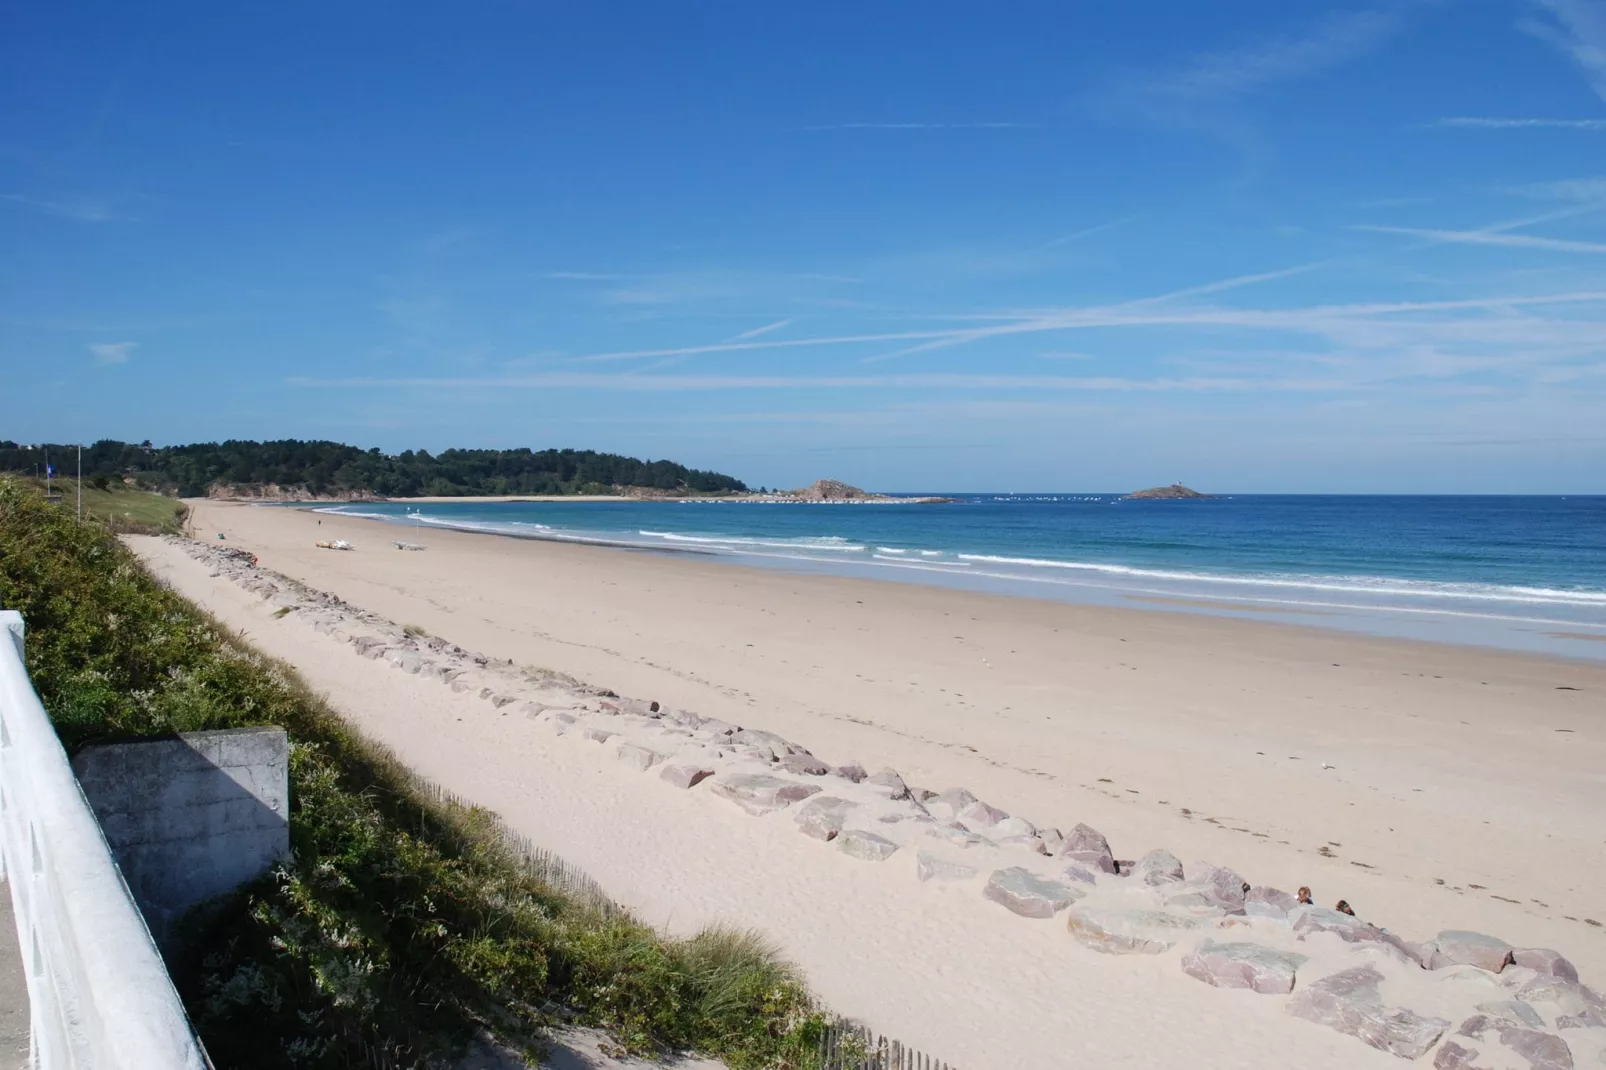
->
1335, 899, 1355, 916
1296, 886, 1313, 905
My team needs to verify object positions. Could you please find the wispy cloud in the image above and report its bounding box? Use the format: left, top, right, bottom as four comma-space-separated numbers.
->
726, 319, 793, 342
1, 193, 121, 222
1038, 217, 1135, 250
88, 341, 136, 366
288, 372, 1348, 393
800, 122, 1036, 131
1434, 116, 1606, 130
540, 271, 632, 281
1521, 0, 1606, 101
1503, 176, 1606, 200
1353, 224, 1606, 253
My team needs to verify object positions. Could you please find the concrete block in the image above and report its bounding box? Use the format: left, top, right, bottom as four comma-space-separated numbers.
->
71, 726, 290, 949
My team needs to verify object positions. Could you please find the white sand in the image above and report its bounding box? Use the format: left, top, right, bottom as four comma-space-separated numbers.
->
130, 503, 1606, 1067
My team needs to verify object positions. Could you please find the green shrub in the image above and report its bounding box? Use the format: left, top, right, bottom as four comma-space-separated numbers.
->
0, 477, 829, 1068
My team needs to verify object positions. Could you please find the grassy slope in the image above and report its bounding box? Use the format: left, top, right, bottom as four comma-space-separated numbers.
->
21, 476, 189, 534
0, 477, 829, 1069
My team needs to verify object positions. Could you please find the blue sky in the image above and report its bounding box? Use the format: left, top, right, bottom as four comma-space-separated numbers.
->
3, 1, 1605, 492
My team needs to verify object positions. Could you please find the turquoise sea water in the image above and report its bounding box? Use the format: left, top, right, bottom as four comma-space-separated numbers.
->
319, 495, 1606, 660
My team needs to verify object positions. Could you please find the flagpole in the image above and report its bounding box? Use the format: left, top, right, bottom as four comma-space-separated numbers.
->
77, 444, 83, 520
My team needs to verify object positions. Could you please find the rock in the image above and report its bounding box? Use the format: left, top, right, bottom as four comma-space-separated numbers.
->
730, 728, 806, 756
1457, 1017, 1576, 1070
994, 835, 1049, 854
794, 796, 857, 841
699, 718, 739, 737
658, 764, 715, 790
1287, 965, 1450, 1060
778, 753, 831, 775
925, 788, 978, 823
958, 800, 1009, 830
709, 773, 821, 815
1059, 823, 1116, 874
1433, 1040, 1486, 1069
990, 816, 1037, 839
1168, 864, 1247, 914
1245, 886, 1299, 920
1133, 848, 1185, 886
1557, 1010, 1606, 1030
1294, 907, 1382, 943
926, 825, 986, 849
1475, 1001, 1547, 1029
582, 728, 616, 744
916, 849, 978, 883
1433, 931, 1515, 974
615, 743, 665, 772
1181, 940, 1307, 995
1062, 863, 1102, 885
983, 867, 1082, 919
832, 762, 868, 783
1518, 977, 1605, 1017
1037, 828, 1065, 855
489, 693, 519, 708
864, 769, 911, 801
1515, 950, 1581, 984
352, 635, 386, 657
450, 675, 479, 693
1066, 907, 1205, 955
837, 829, 899, 862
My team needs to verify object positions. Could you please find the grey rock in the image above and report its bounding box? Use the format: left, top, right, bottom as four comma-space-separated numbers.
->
837, 829, 899, 862
730, 729, 806, 756
1433, 1040, 1486, 1069
990, 816, 1037, 839
1475, 1001, 1547, 1029
864, 769, 911, 801
1134, 848, 1185, 887
1062, 862, 1102, 886
1557, 1010, 1606, 1030
699, 718, 739, 737
1037, 828, 1065, 855
1168, 864, 1248, 915
352, 635, 386, 657
1066, 907, 1205, 955
1287, 965, 1450, 1060
615, 743, 665, 772
778, 753, 831, 775
1514, 950, 1580, 984
958, 800, 1009, 830
1181, 940, 1307, 995
548, 712, 577, 731
983, 867, 1082, 919
794, 796, 857, 841
1060, 822, 1117, 874
489, 693, 519, 709
1458, 1017, 1576, 1070
1245, 886, 1299, 920
832, 762, 868, 783
1433, 931, 1515, 974
659, 764, 715, 790
709, 773, 821, 815
925, 824, 986, 849
925, 787, 978, 823
582, 728, 616, 744
994, 835, 1049, 854
916, 849, 978, 883
1518, 977, 1605, 1017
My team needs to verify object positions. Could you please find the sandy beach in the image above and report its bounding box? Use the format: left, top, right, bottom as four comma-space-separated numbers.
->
132, 500, 1606, 1067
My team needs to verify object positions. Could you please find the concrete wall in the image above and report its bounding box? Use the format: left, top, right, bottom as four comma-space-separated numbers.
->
71, 726, 290, 948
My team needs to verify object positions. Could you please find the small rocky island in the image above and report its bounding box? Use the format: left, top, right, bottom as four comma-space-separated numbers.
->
767, 479, 954, 504
1124, 483, 1211, 500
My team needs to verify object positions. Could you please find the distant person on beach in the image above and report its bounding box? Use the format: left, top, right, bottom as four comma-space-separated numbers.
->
1297, 886, 1313, 905
1335, 900, 1355, 916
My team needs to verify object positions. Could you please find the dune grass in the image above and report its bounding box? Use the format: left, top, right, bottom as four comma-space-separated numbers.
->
19, 475, 189, 535
0, 476, 830, 1068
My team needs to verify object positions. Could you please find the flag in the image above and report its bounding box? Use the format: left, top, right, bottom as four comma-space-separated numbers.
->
45, 464, 54, 476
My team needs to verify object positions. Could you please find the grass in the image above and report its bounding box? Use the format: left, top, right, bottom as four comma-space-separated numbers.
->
21, 475, 189, 535
0, 476, 831, 1068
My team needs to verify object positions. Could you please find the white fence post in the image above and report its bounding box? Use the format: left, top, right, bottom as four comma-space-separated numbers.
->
0, 609, 209, 1069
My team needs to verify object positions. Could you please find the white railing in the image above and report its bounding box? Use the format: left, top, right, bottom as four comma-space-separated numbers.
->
0, 610, 209, 1069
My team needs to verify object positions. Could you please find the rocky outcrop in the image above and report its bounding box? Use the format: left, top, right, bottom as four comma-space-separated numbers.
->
1433, 931, 1516, 974
1181, 941, 1306, 995
1515, 950, 1580, 984
1244, 886, 1298, 920
795, 796, 856, 841
983, 868, 1081, 919
1060, 823, 1116, 874
1065, 907, 1205, 955
615, 743, 665, 772
1287, 965, 1450, 1060
709, 773, 821, 815
1451, 1014, 1575, 1070
837, 829, 899, 862
916, 850, 978, 883
659, 764, 714, 790
1133, 848, 1185, 887
1124, 483, 1210, 500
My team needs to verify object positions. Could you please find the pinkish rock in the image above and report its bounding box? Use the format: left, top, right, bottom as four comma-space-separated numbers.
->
864, 769, 911, 801
1514, 950, 1580, 984
794, 796, 857, 841
925, 825, 986, 849
958, 800, 1009, 830
1473, 1001, 1545, 1029
1037, 828, 1065, 855
916, 849, 978, 883
658, 764, 714, 790
990, 816, 1037, 839
1517, 976, 1605, 1017
925, 787, 978, 823
1181, 940, 1307, 995
1457, 1017, 1576, 1070
1433, 1040, 1487, 1069
709, 773, 821, 815
1168, 863, 1248, 914
615, 743, 665, 772
983, 867, 1082, 919
699, 718, 739, 736
1557, 1010, 1606, 1030
831, 762, 868, 783
1062, 862, 1102, 885
1066, 907, 1205, 955
1287, 965, 1450, 1060
778, 753, 830, 776
1432, 931, 1515, 974
730, 728, 807, 756
1245, 886, 1299, 920
837, 829, 899, 862
1059, 822, 1116, 874
1134, 848, 1185, 886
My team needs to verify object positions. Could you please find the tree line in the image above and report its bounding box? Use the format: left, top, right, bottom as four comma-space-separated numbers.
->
0, 439, 748, 498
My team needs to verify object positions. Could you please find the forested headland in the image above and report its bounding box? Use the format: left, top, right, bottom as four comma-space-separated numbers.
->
0, 439, 748, 498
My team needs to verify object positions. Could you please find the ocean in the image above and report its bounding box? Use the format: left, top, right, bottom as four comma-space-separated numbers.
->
317, 495, 1606, 661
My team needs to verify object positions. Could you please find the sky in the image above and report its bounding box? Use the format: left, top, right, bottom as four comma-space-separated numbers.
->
3, 1, 1606, 493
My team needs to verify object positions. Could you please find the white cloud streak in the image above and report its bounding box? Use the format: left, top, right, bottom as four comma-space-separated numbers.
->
88, 341, 136, 366
726, 319, 793, 342
1522, 0, 1606, 101
1435, 116, 1606, 129
1353, 224, 1606, 253
800, 122, 1037, 131
287, 372, 1349, 393
1, 193, 120, 222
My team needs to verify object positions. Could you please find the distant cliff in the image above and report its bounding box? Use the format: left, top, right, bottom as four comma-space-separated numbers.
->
1125, 483, 1211, 500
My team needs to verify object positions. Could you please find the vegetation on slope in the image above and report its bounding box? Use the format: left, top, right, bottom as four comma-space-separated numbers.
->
0, 476, 824, 1068
14, 476, 189, 534
0, 439, 747, 498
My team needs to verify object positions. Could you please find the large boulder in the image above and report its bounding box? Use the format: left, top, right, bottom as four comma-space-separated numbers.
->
1168, 863, 1247, 914
777, 752, 830, 776
958, 800, 1009, 830
1474, 1001, 1546, 1029
1513, 950, 1580, 984
864, 769, 911, 801
659, 764, 714, 790
837, 829, 899, 862
1182, 940, 1307, 995
730, 728, 807, 757
1453, 1015, 1576, 1070
615, 743, 665, 772
983, 867, 1082, 919
794, 796, 857, 841
916, 849, 978, 883
1245, 886, 1299, 921
709, 773, 821, 815
1066, 907, 1205, 955
925, 788, 979, 823
990, 816, 1037, 840
1287, 965, 1450, 1060
1133, 848, 1185, 887
1433, 931, 1515, 974
832, 762, 869, 783
1060, 823, 1116, 874
1517, 976, 1605, 1018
